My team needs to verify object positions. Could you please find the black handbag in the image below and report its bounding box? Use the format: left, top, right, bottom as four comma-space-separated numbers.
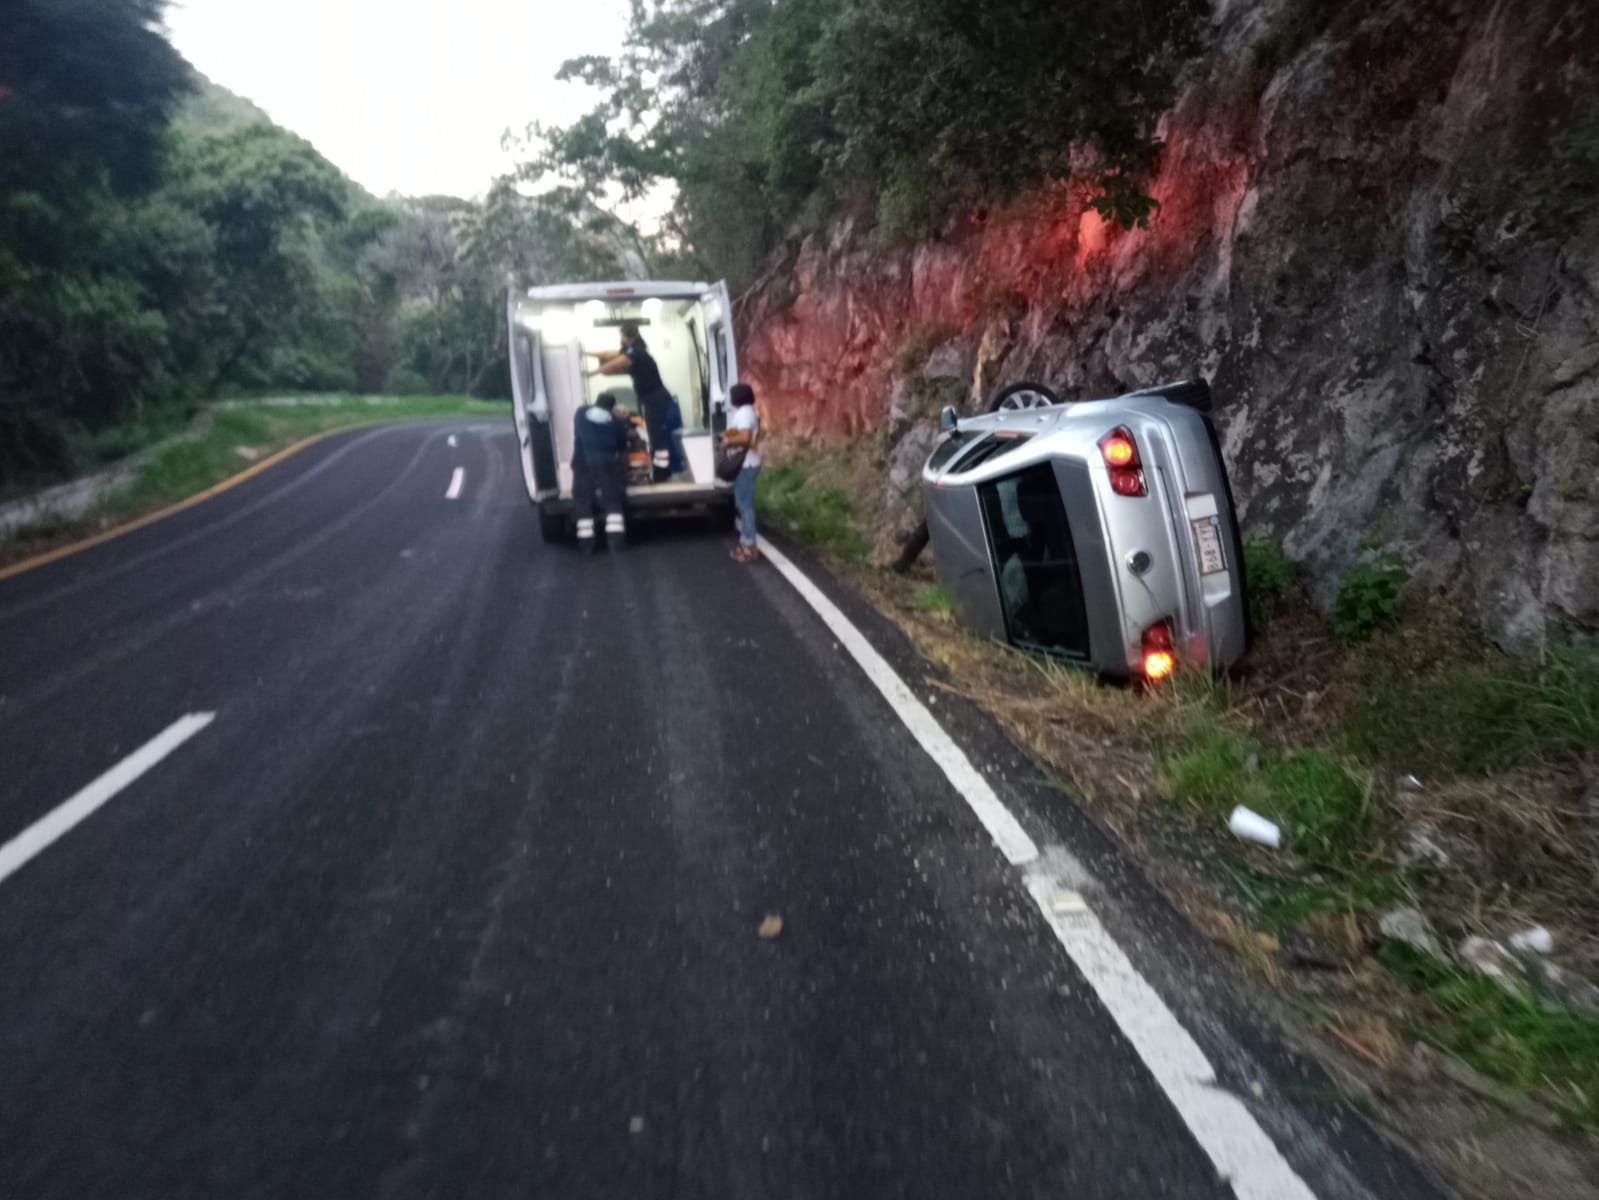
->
714, 443, 747, 482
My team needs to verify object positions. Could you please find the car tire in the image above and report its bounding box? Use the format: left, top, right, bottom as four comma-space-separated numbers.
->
988, 381, 1064, 412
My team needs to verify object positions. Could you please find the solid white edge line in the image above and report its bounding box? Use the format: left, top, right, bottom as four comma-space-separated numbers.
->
1022, 868, 1318, 1200
445, 466, 465, 500
759, 536, 1318, 1200
757, 537, 1038, 865
0, 712, 216, 886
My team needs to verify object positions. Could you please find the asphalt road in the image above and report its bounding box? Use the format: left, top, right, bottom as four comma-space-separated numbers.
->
0, 421, 1448, 1200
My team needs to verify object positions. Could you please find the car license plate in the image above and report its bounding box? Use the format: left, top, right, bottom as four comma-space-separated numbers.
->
1191, 517, 1226, 575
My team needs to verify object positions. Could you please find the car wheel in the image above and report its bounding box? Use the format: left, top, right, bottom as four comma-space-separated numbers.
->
989, 381, 1063, 412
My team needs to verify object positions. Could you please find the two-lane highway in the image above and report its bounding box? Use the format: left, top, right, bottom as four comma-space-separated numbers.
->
0, 422, 1445, 1199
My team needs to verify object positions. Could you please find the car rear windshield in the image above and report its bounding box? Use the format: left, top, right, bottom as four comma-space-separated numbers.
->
947, 432, 1033, 474
978, 463, 1091, 660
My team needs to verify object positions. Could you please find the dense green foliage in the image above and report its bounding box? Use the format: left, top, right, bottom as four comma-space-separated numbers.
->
1348, 639, 1599, 776
1, 0, 189, 486
1537, 111, 1599, 228
1241, 533, 1298, 632
0, 1, 633, 492
1332, 544, 1410, 644
756, 463, 871, 561
531, 0, 1206, 285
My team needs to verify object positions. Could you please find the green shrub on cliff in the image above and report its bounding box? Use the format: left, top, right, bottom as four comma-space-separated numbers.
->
1333, 543, 1410, 644
1538, 112, 1599, 228
528, 0, 1207, 287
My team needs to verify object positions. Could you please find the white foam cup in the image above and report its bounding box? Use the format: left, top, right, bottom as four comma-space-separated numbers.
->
1228, 805, 1282, 848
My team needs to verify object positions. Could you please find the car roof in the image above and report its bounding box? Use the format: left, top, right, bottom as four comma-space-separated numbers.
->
522, 281, 712, 302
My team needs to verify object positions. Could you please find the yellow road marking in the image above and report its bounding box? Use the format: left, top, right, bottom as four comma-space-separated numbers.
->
0, 426, 357, 583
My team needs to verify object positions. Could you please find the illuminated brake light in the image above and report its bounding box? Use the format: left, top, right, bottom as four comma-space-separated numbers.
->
1098, 426, 1146, 497
1102, 435, 1135, 467
1141, 621, 1176, 682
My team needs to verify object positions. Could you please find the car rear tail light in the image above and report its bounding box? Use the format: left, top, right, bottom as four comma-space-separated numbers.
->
1141, 621, 1176, 682
1098, 426, 1146, 497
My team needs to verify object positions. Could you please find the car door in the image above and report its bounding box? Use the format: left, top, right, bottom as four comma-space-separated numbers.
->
508, 295, 557, 502
701, 281, 737, 433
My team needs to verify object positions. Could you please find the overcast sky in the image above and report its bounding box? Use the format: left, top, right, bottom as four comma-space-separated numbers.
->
163, 0, 635, 200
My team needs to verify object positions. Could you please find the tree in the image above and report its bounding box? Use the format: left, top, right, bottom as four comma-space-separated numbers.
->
0, 0, 192, 485
526, 0, 1207, 288
158, 123, 352, 389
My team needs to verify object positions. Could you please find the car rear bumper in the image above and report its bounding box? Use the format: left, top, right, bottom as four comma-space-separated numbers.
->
542, 481, 732, 514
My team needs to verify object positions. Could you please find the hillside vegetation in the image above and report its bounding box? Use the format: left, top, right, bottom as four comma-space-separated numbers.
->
533, 0, 1206, 287
0, 0, 633, 494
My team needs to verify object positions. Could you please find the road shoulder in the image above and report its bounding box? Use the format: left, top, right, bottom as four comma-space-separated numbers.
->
758, 532, 1454, 1200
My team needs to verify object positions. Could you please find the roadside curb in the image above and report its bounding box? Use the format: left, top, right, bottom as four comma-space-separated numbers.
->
0, 410, 215, 538
0, 426, 353, 584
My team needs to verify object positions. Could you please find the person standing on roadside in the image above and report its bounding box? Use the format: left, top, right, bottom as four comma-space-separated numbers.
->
587, 321, 675, 482
724, 383, 761, 563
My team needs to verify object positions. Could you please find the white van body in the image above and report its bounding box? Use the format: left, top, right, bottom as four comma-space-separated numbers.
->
507, 280, 739, 540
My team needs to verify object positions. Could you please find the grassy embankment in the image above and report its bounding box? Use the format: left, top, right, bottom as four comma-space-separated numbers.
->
760, 445, 1599, 1134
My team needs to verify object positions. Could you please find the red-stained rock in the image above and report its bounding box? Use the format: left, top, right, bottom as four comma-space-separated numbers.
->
736, 0, 1599, 646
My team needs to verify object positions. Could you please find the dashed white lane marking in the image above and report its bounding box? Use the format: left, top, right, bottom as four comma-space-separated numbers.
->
758, 537, 1318, 1200
0, 712, 216, 887
445, 467, 465, 500
447, 434, 458, 448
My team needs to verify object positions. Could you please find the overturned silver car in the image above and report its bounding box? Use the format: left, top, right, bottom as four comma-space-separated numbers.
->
921, 380, 1247, 681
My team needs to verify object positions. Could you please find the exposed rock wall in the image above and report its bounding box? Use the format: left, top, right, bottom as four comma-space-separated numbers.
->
737, 0, 1599, 645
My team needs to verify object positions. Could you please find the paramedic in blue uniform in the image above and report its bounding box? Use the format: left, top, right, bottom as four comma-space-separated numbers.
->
587, 321, 675, 482
570, 392, 630, 551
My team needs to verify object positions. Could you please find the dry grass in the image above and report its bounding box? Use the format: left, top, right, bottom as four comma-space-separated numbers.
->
859, 567, 1164, 826
1397, 769, 1599, 972
776, 437, 1599, 1173
852, 554, 1599, 1153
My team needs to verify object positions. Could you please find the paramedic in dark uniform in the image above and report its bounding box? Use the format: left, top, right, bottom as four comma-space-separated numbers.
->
587, 321, 675, 482
571, 392, 629, 551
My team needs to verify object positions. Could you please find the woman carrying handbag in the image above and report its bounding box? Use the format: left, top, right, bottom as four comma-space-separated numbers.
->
719, 383, 762, 563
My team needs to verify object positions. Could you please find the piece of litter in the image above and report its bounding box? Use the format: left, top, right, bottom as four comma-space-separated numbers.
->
1228, 805, 1282, 848
1379, 907, 1446, 961
628, 1116, 645, 1135
1509, 926, 1554, 956
1398, 774, 1423, 792
1460, 936, 1528, 998
758, 914, 784, 940
1049, 889, 1088, 916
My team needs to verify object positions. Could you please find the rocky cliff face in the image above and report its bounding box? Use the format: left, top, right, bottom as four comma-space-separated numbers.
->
737, 0, 1599, 645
